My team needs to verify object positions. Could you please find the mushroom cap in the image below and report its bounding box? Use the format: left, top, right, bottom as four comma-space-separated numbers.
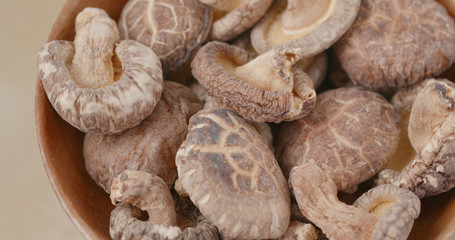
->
354, 184, 420, 240
277, 87, 400, 192
84, 81, 202, 193
176, 109, 290, 239
118, 0, 212, 74
109, 170, 220, 240
335, 0, 455, 88
191, 41, 316, 123
378, 79, 455, 198
250, 0, 361, 55
38, 39, 163, 134
400, 80, 455, 197
205, 0, 273, 41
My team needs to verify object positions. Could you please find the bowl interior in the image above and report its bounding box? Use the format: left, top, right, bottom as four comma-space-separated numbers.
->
35, 0, 455, 239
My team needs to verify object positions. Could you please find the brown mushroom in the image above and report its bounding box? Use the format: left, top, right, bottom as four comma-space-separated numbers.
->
276, 87, 400, 193
176, 109, 290, 239
250, 0, 361, 55
110, 170, 220, 240
202, 0, 273, 41
118, 0, 212, 74
378, 79, 455, 198
189, 82, 275, 153
84, 81, 202, 193
290, 164, 420, 240
192, 41, 316, 123
335, 0, 455, 89
37, 8, 163, 134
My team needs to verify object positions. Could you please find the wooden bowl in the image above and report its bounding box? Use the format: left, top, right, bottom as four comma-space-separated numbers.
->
35, 0, 455, 239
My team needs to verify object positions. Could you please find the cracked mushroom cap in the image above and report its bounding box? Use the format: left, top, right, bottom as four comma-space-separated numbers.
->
290, 164, 420, 240
118, 0, 212, 74
189, 82, 275, 153
84, 81, 202, 193
202, 0, 273, 41
354, 184, 421, 240
110, 170, 220, 240
191, 41, 316, 123
277, 87, 400, 193
378, 79, 455, 198
335, 0, 455, 89
37, 8, 163, 134
250, 0, 361, 55
176, 109, 290, 239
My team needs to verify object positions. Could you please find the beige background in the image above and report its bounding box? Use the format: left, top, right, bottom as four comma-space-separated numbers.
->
0, 1, 83, 239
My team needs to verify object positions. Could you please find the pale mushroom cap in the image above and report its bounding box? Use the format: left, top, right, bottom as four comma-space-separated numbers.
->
379, 79, 455, 198
251, 0, 361, 55
277, 87, 400, 192
84, 81, 202, 193
335, 0, 455, 88
38, 39, 163, 134
354, 184, 420, 240
206, 0, 273, 41
191, 41, 316, 123
176, 109, 290, 239
118, 0, 212, 74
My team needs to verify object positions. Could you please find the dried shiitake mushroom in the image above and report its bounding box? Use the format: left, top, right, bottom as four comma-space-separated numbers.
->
110, 170, 220, 240
295, 52, 328, 90
290, 164, 420, 240
37, 8, 163, 134
84, 81, 202, 193
176, 109, 290, 239
278, 221, 318, 240
277, 87, 400, 193
118, 0, 212, 74
378, 79, 455, 198
189, 82, 275, 153
192, 41, 316, 123
202, 0, 273, 41
335, 0, 455, 89
250, 0, 361, 55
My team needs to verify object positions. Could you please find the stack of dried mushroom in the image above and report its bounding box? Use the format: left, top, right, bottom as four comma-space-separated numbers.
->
37, 0, 455, 239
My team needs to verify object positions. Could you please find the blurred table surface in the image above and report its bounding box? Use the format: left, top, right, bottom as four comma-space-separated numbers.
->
0, 1, 83, 239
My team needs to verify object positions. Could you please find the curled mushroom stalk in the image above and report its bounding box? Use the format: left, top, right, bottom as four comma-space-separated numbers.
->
276, 87, 400, 193
176, 109, 291, 239
335, 0, 455, 88
37, 7, 163, 134
84, 81, 203, 193
118, 0, 212, 75
202, 0, 273, 41
192, 41, 316, 123
251, 0, 361, 55
378, 79, 455, 198
110, 170, 220, 240
290, 164, 420, 240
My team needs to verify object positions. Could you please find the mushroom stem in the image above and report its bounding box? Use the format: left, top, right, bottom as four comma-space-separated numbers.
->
72, 8, 120, 89
229, 49, 303, 92
282, 0, 337, 35
110, 170, 177, 226
290, 164, 377, 240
